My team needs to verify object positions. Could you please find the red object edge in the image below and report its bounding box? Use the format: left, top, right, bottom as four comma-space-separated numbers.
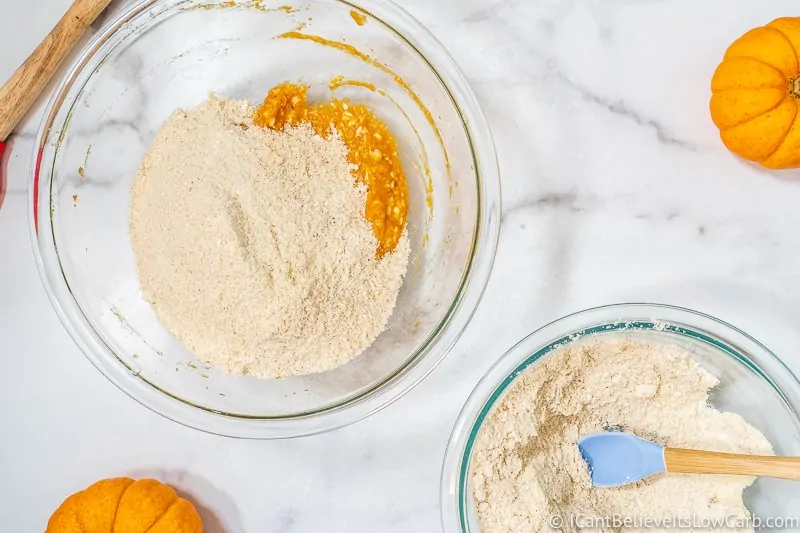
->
0, 141, 6, 212
33, 146, 43, 234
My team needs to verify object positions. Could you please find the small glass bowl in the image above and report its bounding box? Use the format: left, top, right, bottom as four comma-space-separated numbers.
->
441, 304, 800, 532
30, 0, 500, 438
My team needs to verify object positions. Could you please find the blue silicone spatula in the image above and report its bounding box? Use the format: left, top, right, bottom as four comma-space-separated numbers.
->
577, 432, 800, 487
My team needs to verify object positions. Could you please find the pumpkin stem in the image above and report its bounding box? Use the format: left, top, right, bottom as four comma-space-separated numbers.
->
792, 77, 800, 98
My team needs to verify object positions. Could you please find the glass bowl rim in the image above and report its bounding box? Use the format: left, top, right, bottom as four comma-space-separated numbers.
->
28, 0, 502, 439
439, 302, 800, 532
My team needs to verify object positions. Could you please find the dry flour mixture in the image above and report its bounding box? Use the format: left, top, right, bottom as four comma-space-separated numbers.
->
130, 96, 409, 379
470, 336, 773, 533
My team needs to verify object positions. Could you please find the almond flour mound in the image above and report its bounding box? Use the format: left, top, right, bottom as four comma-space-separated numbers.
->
129, 95, 409, 378
471, 336, 774, 533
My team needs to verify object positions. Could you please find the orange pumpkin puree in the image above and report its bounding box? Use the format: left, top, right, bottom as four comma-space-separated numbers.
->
350, 10, 367, 26
254, 83, 408, 258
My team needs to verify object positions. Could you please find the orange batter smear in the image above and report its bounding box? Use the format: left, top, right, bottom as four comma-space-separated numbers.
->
187, 1, 295, 12
254, 83, 408, 259
350, 10, 367, 26
376, 88, 434, 215
329, 77, 377, 93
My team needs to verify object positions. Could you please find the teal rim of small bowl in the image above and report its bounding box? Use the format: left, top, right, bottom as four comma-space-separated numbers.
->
456, 319, 791, 531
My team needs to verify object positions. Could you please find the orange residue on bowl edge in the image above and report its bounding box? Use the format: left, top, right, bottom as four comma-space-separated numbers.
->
350, 10, 367, 26
185, 1, 295, 12
254, 83, 408, 258
376, 88, 433, 215
327, 77, 435, 232
329, 76, 376, 93
277, 31, 451, 182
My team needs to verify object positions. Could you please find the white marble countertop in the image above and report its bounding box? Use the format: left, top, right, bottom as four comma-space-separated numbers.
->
3, 0, 800, 531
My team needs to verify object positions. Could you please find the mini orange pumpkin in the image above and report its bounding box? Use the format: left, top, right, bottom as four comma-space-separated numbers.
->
710, 17, 800, 169
46, 477, 203, 533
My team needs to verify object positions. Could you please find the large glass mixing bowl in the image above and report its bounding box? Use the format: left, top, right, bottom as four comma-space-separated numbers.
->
30, 0, 500, 438
442, 304, 800, 532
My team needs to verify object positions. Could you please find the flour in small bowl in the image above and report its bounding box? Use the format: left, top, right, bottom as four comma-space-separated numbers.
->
129, 95, 409, 378
470, 336, 774, 533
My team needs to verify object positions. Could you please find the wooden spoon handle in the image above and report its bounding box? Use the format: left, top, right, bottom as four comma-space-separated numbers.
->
0, 0, 113, 141
665, 447, 800, 481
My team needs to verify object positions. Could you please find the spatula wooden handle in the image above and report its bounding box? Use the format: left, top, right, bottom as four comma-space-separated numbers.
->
665, 447, 800, 481
0, 0, 113, 141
